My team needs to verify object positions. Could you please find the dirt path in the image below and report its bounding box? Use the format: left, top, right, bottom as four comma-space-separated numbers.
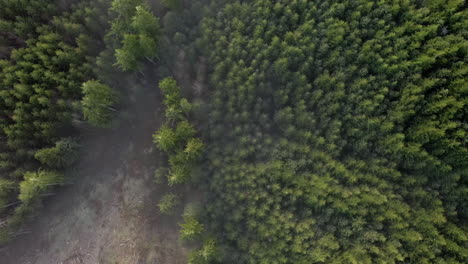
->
0, 77, 189, 264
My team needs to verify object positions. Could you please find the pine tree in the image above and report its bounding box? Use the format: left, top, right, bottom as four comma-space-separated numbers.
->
81, 80, 118, 128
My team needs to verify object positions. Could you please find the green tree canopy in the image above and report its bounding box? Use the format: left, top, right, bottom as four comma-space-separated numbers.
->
131, 5, 160, 36
34, 138, 80, 169
111, 2, 160, 71
153, 125, 177, 152
180, 214, 204, 241
81, 80, 118, 128
19, 170, 63, 205
198, 0, 468, 263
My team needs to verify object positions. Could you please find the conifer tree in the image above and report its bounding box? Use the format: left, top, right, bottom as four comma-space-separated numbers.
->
81, 80, 118, 128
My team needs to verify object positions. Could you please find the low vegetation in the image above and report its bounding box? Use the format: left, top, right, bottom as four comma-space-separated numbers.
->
158, 193, 179, 214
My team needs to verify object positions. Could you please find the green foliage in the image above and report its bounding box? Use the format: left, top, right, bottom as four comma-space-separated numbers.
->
18, 170, 63, 205
131, 6, 160, 36
180, 98, 193, 114
158, 193, 179, 214
1, 33, 90, 152
110, 0, 144, 20
161, 0, 182, 10
0, 0, 111, 244
175, 121, 196, 144
153, 125, 178, 152
180, 213, 204, 241
34, 138, 80, 168
164, 97, 193, 122
0, 179, 15, 213
180, 203, 205, 241
165, 105, 184, 122
81, 80, 118, 128
0, 0, 56, 39
115, 32, 158, 71
154, 77, 203, 185
159, 77, 181, 107
111, 2, 160, 71
199, 0, 468, 263
167, 161, 190, 186
115, 34, 141, 71
188, 238, 221, 264
184, 138, 204, 161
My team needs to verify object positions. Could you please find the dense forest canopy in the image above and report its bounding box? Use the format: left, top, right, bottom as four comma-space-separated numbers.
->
199, 0, 468, 263
0, 0, 113, 242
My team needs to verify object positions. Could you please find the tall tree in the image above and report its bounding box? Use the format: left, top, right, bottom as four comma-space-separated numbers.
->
111, 2, 160, 71
81, 80, 118, 128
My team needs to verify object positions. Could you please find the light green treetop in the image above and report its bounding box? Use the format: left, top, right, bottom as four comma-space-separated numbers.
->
81, 80, 118, 128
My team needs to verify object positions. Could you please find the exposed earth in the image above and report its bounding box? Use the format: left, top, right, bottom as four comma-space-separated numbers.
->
0, 76, 190, 264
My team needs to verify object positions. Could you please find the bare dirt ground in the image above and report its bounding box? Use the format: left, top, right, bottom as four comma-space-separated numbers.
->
0, 76, 190, 264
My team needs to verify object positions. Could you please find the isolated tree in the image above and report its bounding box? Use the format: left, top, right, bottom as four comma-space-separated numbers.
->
81, 80, 118, 128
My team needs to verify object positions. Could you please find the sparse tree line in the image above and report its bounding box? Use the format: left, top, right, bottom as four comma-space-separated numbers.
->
153, 77, 202, 185
153, 77, 220, 263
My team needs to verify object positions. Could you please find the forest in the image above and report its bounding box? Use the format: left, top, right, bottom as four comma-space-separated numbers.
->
199, 0, 468, 263
0, 0, 111, 242
1, 0, 467, 263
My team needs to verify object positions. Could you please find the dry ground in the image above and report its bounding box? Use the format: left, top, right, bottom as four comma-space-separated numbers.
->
0, 76, 191, 264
